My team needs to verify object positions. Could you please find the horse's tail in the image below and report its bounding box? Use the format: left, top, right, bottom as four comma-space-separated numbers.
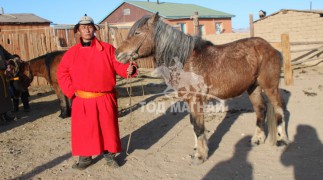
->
266, 101, 277, 145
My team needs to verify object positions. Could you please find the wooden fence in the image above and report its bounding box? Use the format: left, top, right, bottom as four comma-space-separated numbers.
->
2, 23, 321, 87
1, 23, 155, 86
0, 27, 56, 60
1, 23, 155, 67
270, 33, 323, 86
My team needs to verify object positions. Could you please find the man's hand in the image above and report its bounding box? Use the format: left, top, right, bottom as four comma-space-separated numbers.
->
127, 65, 135, 76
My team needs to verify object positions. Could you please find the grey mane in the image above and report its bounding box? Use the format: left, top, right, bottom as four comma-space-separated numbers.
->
128, 15, 213, 67
154, 19, 196, 67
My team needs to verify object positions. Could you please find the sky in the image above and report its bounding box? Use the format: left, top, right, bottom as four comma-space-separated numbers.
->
1, 0, 323, 29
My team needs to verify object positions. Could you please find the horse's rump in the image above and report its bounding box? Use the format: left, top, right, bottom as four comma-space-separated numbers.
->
24, 51, 70, 118
190, 37, 282, 99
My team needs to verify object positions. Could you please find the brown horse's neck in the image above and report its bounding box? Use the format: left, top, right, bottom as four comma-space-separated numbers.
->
28, 58, 47, 77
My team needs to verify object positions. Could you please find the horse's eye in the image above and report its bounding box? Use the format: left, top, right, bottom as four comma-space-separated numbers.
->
134, 31, 140, 35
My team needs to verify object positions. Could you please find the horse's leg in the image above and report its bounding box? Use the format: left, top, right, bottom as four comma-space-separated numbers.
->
263, 87, 289, 145
188, 95, 208, 165
247, 86, 267, 146
52, 83, 71, 118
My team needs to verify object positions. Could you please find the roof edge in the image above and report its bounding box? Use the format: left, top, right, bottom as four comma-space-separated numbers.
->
254, 9, 323, 23
98, 2, 126, 24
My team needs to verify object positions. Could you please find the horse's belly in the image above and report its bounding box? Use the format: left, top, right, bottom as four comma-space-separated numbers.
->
208, 80, 252, 99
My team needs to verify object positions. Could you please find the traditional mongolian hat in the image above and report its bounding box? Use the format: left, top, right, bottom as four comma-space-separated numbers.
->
73, 14, 100, 33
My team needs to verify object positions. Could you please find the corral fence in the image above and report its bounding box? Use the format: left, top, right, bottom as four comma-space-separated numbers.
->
0, 22, 154, 67
2, 22, 322, 87
270, 34, 323, 86
0, 22, 154, 86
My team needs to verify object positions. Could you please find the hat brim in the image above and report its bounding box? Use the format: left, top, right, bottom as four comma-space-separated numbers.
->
73, 23, 100, 33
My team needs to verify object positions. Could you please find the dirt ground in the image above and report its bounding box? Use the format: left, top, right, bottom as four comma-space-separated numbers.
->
1, 65, 323, 180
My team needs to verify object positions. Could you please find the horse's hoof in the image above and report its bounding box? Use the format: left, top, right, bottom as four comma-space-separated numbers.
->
191, 156, 205, 165
250, 140, 260, 147
58, 113, 70, 119
250, 139, 265, 147
276, 139, 289, 146
250, 133, 266, 146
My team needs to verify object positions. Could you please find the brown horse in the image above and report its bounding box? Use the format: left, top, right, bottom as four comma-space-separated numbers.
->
115, 13, 289, 164
25, 51, 71, 118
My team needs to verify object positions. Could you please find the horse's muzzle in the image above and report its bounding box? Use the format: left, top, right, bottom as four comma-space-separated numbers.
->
115, 51, 131, 64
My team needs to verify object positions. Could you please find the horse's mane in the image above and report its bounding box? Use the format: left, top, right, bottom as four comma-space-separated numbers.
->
129, 15, 213, 67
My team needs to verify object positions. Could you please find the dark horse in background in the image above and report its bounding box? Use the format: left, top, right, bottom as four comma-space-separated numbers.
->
115, 13, 289, 164
23, 51, 71, 118
6, 57, 33, 104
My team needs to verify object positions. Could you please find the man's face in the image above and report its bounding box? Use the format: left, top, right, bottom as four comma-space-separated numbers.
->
78, 24, 95, 42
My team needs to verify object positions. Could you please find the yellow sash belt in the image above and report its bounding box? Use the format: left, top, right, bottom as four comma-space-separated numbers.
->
75, 90, 113, 99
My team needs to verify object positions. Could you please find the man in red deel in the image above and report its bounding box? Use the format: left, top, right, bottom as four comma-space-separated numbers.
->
57, 14, 137, 170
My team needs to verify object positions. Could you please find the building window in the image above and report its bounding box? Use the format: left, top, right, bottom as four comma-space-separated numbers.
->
123, 8, 130, 15
199, 25, 205, 36
178, 23, 187, 33
215, 23, 223, 34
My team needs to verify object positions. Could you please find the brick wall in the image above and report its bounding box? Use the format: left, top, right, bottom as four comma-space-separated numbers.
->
167, 18, 233, 36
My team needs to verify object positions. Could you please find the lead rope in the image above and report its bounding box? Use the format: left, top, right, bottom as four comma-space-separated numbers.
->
125, 56, 135, 156
125, 55, 146, 156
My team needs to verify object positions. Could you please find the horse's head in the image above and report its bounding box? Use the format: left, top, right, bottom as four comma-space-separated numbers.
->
115, 13, 160, 64
5, 58, 33, 98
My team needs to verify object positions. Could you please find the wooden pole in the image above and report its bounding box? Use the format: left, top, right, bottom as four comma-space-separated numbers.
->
281, 33, 293, 86
249, 14, 254, 37
104, 22, 109, 43
192, 11, 200, 36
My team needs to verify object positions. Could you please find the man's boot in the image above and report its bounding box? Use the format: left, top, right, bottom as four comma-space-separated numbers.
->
72, 156, 92, 170
103, 151, 119, 168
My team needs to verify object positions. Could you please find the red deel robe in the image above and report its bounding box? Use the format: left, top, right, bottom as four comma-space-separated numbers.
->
57, 37, 133, 156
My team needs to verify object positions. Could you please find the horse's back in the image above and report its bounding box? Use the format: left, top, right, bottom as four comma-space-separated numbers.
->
217, 37, 277, 54
28, 51, 66, 84
189, 37, 281, 99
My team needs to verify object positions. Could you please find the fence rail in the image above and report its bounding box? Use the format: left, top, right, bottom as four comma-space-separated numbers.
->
2, 25, 322, 87
270, 34, 323, 86
1, 24, 156, 86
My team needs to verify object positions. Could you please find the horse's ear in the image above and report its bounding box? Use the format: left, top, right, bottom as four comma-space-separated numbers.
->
148, 12, 159, 25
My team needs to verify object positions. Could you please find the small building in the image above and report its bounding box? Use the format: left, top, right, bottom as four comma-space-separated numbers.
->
254, 9, 323, 42
254, 9, 323, 65
0, 13, 52, 59
99, 0, 235, 36
0, 13, 51, 31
